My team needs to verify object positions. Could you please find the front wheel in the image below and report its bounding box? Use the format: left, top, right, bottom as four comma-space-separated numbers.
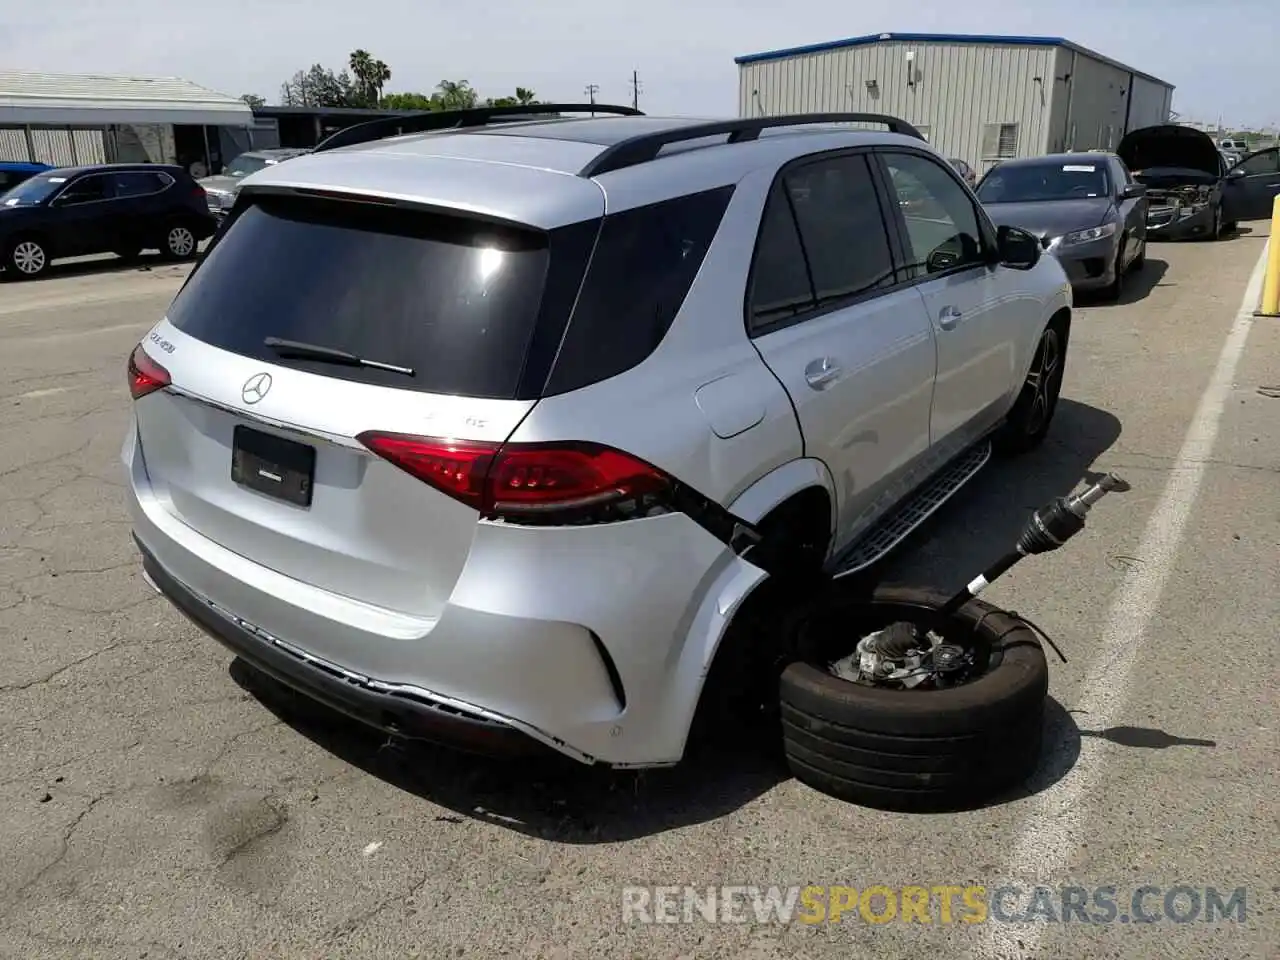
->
160, 222, 198, 261
992, 318, 1066, 456
4, 237, 50, 279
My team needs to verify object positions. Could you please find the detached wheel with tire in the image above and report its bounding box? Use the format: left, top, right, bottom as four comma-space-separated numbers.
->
992, 315, 1066, 456
4, 236, 50, 279
159, 222, 198, 261
777, 584, 1049, 812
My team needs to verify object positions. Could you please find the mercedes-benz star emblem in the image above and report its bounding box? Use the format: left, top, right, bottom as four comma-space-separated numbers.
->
241, 372, 273, 404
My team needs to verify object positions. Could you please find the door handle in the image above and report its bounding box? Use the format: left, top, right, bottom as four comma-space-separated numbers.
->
804, 357, 842, 390
937, 306, 962, 331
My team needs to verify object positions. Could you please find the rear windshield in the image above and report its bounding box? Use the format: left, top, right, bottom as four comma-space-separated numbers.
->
167, 196, 555, 398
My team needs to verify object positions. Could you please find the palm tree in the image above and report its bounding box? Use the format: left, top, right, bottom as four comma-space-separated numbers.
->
349, 49, 392, 107
514, 87, 537, 105
436, 80, 478, 110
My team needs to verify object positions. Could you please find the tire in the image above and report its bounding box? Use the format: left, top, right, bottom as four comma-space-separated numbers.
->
1208, 205, 1223, 241
160, 222, 198, 261
991, 316, 1066, 457
1132, 241, 1146, 270
4, 236, 50, 279
777, 584, 1049, 811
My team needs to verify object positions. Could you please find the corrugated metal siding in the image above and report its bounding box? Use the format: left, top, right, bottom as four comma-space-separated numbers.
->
0, 127, 29, 161
1127, 76, 1173, 130
1058, 54, 1131, 151
29, 128, 75, 166
0, 126, 107, 165
72, 128, 106, 163
738, 40, 1058, 173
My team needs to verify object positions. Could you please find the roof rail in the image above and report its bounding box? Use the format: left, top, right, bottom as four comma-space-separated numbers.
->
312, 103, 645, 153
577, 112, 925, 177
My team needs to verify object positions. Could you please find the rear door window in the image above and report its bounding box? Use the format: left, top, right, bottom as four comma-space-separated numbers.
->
167, 197, 565, 399
111, 171, 173, 197
784, 154, 897, 305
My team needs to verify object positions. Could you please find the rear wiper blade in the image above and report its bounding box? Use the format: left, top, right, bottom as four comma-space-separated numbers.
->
263, 337, 414, 376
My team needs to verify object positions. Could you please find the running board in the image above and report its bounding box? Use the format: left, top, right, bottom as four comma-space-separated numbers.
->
830, 441, 992, 579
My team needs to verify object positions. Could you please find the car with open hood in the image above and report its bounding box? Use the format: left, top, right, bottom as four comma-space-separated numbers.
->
1116, 124, 1232, 240
975, 152, 1147, 300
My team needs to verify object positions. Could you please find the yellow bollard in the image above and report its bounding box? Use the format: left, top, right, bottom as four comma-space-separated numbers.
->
1261, 194, 1280, 316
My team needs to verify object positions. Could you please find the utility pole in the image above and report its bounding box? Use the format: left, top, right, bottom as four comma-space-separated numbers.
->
584, 83, 599, 116
628, 71, 643, 110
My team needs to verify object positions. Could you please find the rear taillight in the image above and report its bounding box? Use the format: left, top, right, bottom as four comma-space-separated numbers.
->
356, 432, 672, 524
128, 344, 170, 399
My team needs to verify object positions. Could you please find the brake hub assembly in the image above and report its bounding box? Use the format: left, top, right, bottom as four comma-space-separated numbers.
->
832, 472, 1128, 690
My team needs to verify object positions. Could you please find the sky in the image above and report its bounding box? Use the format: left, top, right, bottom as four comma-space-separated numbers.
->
1, 0, 1275, 130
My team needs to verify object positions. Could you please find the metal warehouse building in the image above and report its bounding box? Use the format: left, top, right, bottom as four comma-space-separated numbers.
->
0, 70, 259, 174
735, 32, 1175, 174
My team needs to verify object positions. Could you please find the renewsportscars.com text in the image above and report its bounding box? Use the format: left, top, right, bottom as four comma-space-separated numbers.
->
621, 884, 1248, 925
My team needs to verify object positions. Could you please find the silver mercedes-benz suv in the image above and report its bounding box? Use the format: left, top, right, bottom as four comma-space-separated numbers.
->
123, 104, 1072, 769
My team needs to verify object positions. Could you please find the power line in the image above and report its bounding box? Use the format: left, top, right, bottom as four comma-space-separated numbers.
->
628, 71, 643, 110
584, 82, 599, 115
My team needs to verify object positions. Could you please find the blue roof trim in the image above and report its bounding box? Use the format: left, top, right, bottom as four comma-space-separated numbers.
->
733, 31, 1172, 88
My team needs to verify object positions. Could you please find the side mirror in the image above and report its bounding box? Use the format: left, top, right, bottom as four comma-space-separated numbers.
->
996, 225, 1041, 270
1121, 183, 1146, 199
1227, 167, 1247, 180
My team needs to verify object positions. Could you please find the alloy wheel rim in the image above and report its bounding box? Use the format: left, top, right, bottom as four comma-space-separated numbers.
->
168, 227, 195, 256
13, 241, 45, 274
1023, 328, 1060, 435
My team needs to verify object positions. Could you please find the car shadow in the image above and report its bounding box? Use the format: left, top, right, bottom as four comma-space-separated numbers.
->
225, 398, 1121, 832
1074, 257, 1169, 306
0, 252, 174, 283
228, 657, 788, 844
868, 397, 1123, 594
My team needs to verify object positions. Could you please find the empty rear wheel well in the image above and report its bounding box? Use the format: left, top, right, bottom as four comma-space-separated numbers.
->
750, 486, 833, 578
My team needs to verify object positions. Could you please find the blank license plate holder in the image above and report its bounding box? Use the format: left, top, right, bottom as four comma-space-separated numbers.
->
231, 425, 315, 507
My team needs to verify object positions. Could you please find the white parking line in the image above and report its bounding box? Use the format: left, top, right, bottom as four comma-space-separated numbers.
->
973, 238, 1270, 959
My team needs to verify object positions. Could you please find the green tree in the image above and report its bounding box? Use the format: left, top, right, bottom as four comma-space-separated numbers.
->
348, 49, 392, 107
514, 87, 537, 105
279, 64, 359, 107
380, 92, 438, 111
435, 80, 479, 110
240, 93, 265, 109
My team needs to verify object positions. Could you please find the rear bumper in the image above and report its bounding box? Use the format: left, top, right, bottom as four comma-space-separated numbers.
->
136, 535, 549, 758
122, 417, 766, 768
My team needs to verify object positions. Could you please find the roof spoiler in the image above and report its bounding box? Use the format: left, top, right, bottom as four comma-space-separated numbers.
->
312, 103, 645, 153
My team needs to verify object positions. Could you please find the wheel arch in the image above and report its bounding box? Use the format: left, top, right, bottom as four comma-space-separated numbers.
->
726, 457, 836, 565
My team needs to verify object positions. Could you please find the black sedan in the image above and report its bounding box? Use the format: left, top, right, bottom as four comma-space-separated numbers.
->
975, 152, 1147, 300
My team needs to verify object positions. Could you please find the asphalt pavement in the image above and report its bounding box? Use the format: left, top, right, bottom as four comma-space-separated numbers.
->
0, 233, 1276, 960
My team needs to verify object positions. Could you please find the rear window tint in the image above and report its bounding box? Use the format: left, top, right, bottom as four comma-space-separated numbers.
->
167, 197, 558, 399
544, 185, 734, 395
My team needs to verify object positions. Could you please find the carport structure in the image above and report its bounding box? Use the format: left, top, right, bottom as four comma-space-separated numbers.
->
0, 69, 254, 176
